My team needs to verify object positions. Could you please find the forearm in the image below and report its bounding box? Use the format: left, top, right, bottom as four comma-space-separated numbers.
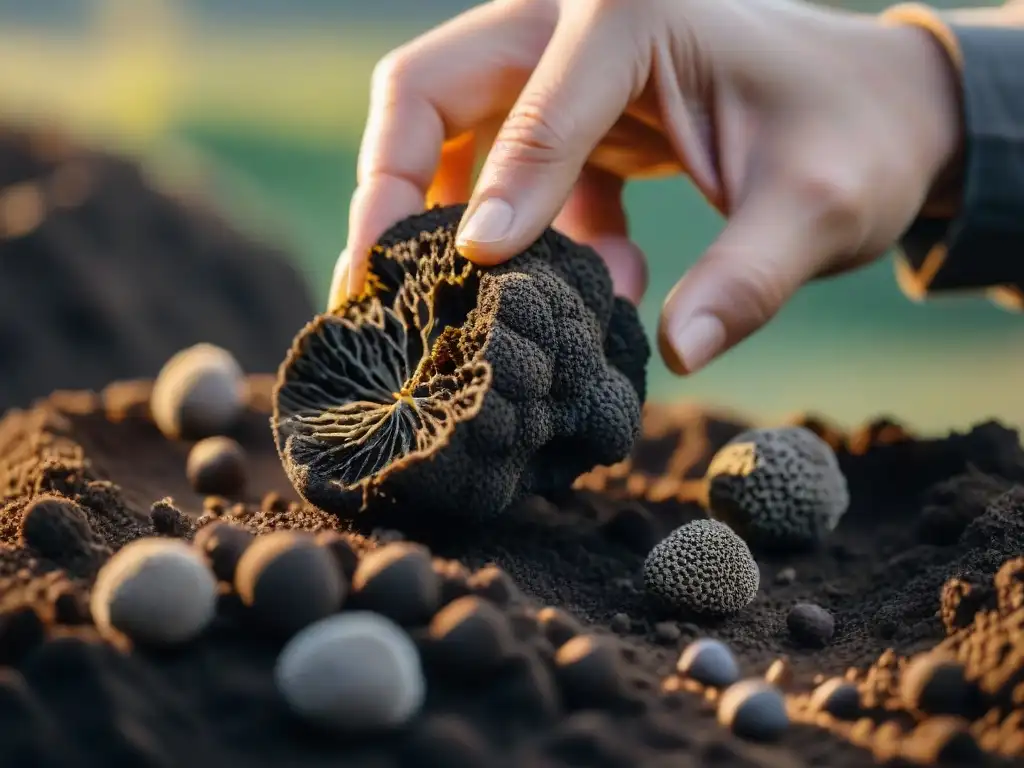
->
882, 2, 1024, 307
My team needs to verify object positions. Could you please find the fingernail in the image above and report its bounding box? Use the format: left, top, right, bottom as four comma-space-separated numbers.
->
665, 313, 726, 374
457, 198, 515, 248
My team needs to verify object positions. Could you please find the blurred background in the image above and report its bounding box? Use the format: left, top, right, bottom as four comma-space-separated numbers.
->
0, 0, 1017, 433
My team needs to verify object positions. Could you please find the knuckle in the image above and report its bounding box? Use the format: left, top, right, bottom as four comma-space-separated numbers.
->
492, 97, 572, 166
792, 172, 867, 243
370, 47, 418, 99
724, 265, 787, 329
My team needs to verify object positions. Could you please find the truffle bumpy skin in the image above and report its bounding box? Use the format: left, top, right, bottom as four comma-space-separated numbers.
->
644, 518, 760, 616
705, 427, 850, 552
272, 205, 650, 519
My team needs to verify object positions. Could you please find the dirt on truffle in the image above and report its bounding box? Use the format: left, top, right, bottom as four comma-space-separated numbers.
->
0, 123, 315, 411
0, 377, 1022, 767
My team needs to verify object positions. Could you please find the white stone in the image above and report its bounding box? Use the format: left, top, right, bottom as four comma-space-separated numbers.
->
275, 611, 425, 730
91, 537, 217, 645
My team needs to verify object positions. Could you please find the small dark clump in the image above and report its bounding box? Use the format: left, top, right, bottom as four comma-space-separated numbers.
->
786, 602, 836, 648
18, 494, 101, 568
350, 542, 440, 626
186, 436, 248, 496
149, 498, 191, 538
194, 521, 255, 583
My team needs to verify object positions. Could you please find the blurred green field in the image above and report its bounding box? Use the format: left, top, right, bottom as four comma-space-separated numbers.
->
0, 8, 1019, 433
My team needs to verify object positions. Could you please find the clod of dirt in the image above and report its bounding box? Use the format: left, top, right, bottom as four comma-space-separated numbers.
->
151, 343, 245, 441
193, 521, 254, 582
234, 531, 345, 637
808, 678, 861, 720
149, 498, 191, 538
786, 602, 835, 648
426, 595, 514, 674
274, 611, 426, 730
704, 427, 849, 551
18, 494, 102, 567
676, 638, 740, 688
717, 679, 790, 742
272, 204, 650, 520
186, 436, 248, 496
350, 542, 440, 626
90, 537, 217, 645
643, 518, 760, 615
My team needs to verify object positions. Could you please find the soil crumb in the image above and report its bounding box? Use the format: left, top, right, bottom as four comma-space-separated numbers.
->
0, 379, 1022, 767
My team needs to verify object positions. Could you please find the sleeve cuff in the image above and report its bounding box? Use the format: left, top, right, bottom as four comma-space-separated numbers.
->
881, 3, 1024, 311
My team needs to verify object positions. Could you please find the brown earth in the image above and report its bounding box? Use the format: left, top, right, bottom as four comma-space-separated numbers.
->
0, 378, 1021, 767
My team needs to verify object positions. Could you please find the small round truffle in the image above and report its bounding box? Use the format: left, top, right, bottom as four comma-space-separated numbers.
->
899, 654, 980, 718
350, 543, 440, 626
427, 595, 514, 673
186, 437, 248, 496
554, 635, 625, 709
809, 678, 861, 720
898, 717, 983, 765
151, 343, 245, 440
704, 426, 849, 551
676, 638, 740, 688
536, 606, 581, 648
717, 679, 789, 742
90, 537, 217, 645
193, 521, 254, 582
235, 532, 345, 637
643, 518, 759, 615
786, 602, 835, 648
19, 495, 98, 564
274, 611, 425, 730
467, 564, 519, 607
315, 530, 360, 579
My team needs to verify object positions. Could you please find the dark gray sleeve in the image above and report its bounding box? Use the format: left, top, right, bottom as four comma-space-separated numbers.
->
897, 24, 1024, 301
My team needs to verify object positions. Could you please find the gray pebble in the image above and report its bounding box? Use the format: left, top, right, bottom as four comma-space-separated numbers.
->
610, 613, 631, 634
717, 679, 789, 742
809, 677, 861, 720
677, 638, 740, 688
91, 537, 217, 645
654, 621, 681, 645
786, 602, 835, 647
275, 612, 425, 730
151, 343, 245, 440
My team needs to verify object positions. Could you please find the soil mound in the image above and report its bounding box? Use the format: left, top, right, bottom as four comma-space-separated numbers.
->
0, 379, 1022, 766
0, 123, 314, 410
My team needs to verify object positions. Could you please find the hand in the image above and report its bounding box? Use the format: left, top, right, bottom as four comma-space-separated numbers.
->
337, 0, 962, 375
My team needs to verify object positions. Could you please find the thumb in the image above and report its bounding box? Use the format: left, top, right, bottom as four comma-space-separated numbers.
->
658, 184, 833, 375
456, 3, 645, 264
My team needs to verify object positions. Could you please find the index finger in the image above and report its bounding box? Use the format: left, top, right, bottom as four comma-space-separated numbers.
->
340, 1, 556, 303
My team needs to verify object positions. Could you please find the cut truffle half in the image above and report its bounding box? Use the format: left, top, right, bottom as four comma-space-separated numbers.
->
272, 205, 650, 519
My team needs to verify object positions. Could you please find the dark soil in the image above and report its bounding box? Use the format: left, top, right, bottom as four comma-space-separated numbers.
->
0, 123, 314, 411
0, 379, 1022, 767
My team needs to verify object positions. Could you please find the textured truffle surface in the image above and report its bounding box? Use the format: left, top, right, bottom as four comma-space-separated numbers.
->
643, 518, 760, 615
272, 205, 649, 519
705, 427, 849, 551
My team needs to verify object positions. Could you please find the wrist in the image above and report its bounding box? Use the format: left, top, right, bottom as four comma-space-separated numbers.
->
880, 6, 966, 219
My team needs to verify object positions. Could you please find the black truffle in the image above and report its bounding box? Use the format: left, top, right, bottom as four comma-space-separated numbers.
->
536, 606, 581, 648
809, 678, 860, 720
350, 542, 440, 626
426, 596, 514, 674
786, 602, 835, 648
466, 564, 519, 607
193, 521, 254, 582
186, 436, 248, 496
272, 205, 649, 520
899, 653, 981, 718
553, 635, 625, 709
235, 532, 345, 637
717, 680, 789, 742
705, 426, 849, 551
644, 519, 759, 615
